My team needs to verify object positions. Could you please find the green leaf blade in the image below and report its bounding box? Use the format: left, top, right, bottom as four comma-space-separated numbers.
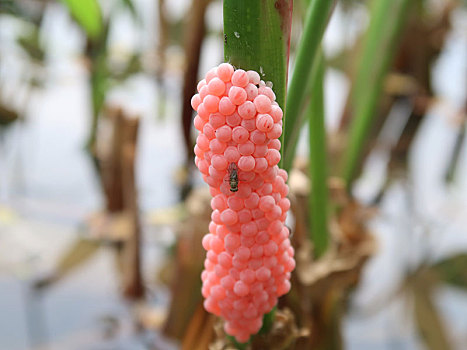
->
342, 0, 412, 187
281, 0, 336, 172
60, 0, 103, 39
308, 51, 329, 257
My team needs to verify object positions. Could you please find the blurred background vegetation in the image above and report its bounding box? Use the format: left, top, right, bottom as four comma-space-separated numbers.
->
0, 0, 466, 349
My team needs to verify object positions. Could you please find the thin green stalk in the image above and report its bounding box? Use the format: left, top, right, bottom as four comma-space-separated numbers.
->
342, 0, 412, 188
308, 51, 329, 257
281, 0, 336, 172
224, 0, 292, 109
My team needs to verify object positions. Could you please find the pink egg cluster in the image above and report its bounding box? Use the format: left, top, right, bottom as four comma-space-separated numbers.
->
192, 63, 295, 343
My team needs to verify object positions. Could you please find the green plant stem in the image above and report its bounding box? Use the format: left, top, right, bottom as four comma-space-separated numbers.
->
223, 0, 292, 109
307, 51, 329, 257
281, 0, 336, 171
223, 0, 292, 344
342, 0, 412, 188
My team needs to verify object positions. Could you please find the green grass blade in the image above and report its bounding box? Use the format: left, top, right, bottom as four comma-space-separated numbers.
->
223, 0, 292, 110
308, 51, 329, 257
281, 0, 336, 171
60, 0, 103, 39
342, 0, 412, 187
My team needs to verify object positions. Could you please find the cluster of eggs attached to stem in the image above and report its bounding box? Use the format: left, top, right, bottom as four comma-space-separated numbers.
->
192, 63, 295, 343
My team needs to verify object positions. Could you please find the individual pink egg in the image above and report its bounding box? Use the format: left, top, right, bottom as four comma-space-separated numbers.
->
210, 236, 224, 254
248, 258, 263, 270
238, 156, 255, 172
255, 231, 269, 245
250, 244, 264, 258
233, 280, 249, 297
207, 250, 218, 263
208, 77, 225, 96
264, 240, 278, 256
219, 96, 236, 115
231, 69, 249, 87
243, 303, 258, 319
211, 285, 226, 300
210, 139, 227, 154
191, 94, 202, 110
209, 166, 226, 180
251, 208, 264, 219
263, 256, 277, 269
259, 195, 275, 212
221, 209, 238, 225
255, 267, 271, 282
240, 269, 256, 284
205, 67, 218, 83
244, 192, 260, 209
236, 183, 252, 198
267, 124, 283, 139
247, 70, 260, 85
197, 133, 210, 151
232, 126, 249, 144
221, 275, 235, 289
199, 85, 209, 100
215, 264, 228, 278
253, 144, 268, 157
202, 233, 213, 250
193, 115, 205, 131
194, 145, 203, 159
232, 256, 248, 269
256, 114, 274, 132
237, 208, 252, 223
224, 146, 241, 163
238, 101, 256, 119
245, 83, 259, 101
203, 123, 216, 139
211, 154, 228, 171
259, 86, 276, 101
197, 103, 209, 119
270, 105, 283, 122
226, 112, 242, 127
211, 194, 227, 210
216, 125, 232, 142
217, 225, 230, 239
227, 196, 244, 211
241, 118, 256, 132
218, 252, 232, 268
197, 79, 206, 92
238, 141, 255, 156
277, 280, 291, 296
254, 158, 268, 173
209, 113, 225, 129
268, 220, 282, 235
250, 130, 267, 145
241, 221, 258, 237
255, 218, 270, 232
233, 298, 249, 311
229, 86, 247, 105
253, 95, 271, 113
217, 63, 234, 82
257, 183, 273, 196
241, 235, 256, 248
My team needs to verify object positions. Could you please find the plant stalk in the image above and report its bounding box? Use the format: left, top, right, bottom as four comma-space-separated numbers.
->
307, 50, 329, 257
342, 0, 412, 188
281, 0, 336, 171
